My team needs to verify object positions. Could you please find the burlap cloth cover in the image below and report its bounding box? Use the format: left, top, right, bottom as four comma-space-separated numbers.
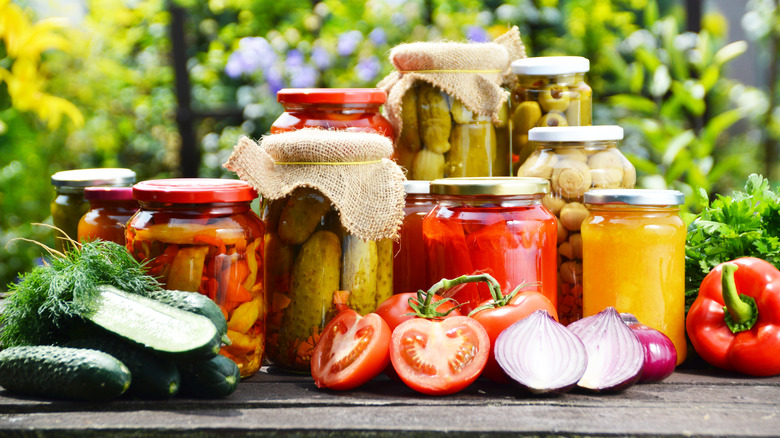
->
223, 129, 405, 241
378, 26, 526, 134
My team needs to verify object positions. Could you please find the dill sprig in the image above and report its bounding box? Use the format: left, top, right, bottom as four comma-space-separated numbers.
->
1, 240, 162, 347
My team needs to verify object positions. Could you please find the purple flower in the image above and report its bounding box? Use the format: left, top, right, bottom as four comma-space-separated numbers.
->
337, 30, 363, 56
466, 26, 489, 43
369, 28, 386, 45
285, 49, 305, 69
225, 51, 250, 78
225, 37, 278, 77
391, 12, 407, 28
311, 46, 332, 70
266, 66, 285, 95
289, 64, 319, 88
356, 56, 381, 82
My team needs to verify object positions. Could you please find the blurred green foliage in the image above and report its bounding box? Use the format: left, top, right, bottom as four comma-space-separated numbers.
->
1, 0, 778, 288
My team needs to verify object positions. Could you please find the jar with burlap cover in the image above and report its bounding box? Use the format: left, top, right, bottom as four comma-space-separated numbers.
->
224, 129, 404, 372
378, 27, 526, 180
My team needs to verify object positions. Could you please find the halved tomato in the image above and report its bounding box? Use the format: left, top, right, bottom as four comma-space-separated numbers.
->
390, 316, 489, 395
311, 310, 391, 390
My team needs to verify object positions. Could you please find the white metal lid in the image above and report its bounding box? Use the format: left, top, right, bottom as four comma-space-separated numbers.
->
528, 126, 624, 142
584, 189, 685, 206
51, 168, 137, 187
404, 180, 430, 195
511, 56, 590, 75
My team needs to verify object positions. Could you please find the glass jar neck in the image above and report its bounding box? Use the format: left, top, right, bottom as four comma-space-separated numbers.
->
281, 102, 382, 113
138, 201, 251, 215
405, 193, 436, 206
89, 199, 139, 209
538, 140, 619, 151
587, 204, 680, 214
436, 194, 543, 208
519, 72, 585, 87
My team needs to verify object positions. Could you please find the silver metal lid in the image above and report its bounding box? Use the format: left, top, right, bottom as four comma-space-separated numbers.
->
529, 126, 624, 142
584, 189, 685, 206
51, 168, 136, 187
404, 180, 431, 195
511, 56, 590, 75
430, 177, 550, 196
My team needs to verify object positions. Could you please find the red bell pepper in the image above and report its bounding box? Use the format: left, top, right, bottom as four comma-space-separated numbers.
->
686, 257, 780, 376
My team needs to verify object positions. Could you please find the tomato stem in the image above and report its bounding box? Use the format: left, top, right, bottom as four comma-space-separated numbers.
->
721, 263, 758, 333
405, 274, 500, 320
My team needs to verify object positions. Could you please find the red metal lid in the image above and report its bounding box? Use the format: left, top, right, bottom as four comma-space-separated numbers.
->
133, 179, 258, 204
277, 88, 387, 105
84, 186, 136, 202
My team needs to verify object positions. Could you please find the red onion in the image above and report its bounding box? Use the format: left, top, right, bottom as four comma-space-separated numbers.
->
494, 310, 587, 394
620, 313, 677, 383
567, 307, 644, 393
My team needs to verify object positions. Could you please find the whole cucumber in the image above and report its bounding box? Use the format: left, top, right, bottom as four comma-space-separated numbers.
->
342, 235, 378, 315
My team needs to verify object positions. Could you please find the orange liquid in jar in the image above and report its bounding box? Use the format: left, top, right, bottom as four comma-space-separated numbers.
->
581, 205, 687, 364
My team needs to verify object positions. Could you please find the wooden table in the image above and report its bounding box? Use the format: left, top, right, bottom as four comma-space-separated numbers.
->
1, 363, 779, 437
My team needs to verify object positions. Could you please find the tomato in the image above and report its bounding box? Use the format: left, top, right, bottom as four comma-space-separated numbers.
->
311, 310, 391, 390
376, 292, 462, 331
470, 290, 558, 383
390, 316, 490, 395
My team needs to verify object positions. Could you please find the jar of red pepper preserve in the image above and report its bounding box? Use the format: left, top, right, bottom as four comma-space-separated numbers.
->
126, 178, 266, 377
393, 180, 437, 295
272, 88, 394, 140
77, 187, 139, 245
423, 177, 558, 314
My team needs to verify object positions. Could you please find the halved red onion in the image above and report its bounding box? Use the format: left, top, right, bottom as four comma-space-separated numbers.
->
568, 307, 644, 392
620, 313, 677, 383
494, 310, 587, 394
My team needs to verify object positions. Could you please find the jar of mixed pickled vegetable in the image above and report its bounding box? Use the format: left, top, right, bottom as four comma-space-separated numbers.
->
263, 187, 394, 372
271, 88, 394, 140
581, 189, 687, 364
517, 126, 635, 325
395, 83, 512, 180
510, 56, 592, 167
51, 168, 136, 252
423, 177, 557, 314
394, 180, 436, 294
126, 179, 266, 377
77, 187, 138, 245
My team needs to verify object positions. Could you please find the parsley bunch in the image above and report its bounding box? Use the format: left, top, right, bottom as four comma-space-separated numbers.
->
685, 174, 780, 312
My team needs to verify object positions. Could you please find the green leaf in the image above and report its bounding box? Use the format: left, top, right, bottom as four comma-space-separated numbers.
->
700, 109, 744, 155
608, 94, 657, 114
713, 41, 748, 66
662, 130, 696, 165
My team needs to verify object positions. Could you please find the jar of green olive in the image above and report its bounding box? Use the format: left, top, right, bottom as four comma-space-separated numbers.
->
510, 56, 592, 168
50, 168, 136, 252
516, 126, 634, 325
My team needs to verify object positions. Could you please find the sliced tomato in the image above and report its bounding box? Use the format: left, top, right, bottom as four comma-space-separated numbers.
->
311, 310, 391, 390
390, 316, 489, 395
375, 292, 462, 331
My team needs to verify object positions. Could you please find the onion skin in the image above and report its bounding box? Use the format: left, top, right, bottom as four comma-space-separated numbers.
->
620, 313, 677, 383
568, 307, 644, 393
494, 310, 587, 395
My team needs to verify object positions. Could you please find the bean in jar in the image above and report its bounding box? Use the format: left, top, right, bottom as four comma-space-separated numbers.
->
394, 180, 436, 294
510, 56, 592, 167
126, 179, 266, 378
517, 126, 634, 325
423, 178, 558, 314
77, 187, 138, 245
264, 187, 394, 372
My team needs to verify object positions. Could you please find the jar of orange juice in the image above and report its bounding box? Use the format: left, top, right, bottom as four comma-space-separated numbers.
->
581, 189, 686, 364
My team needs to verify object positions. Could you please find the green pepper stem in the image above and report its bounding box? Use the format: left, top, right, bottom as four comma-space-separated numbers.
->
721, 263, 759, 333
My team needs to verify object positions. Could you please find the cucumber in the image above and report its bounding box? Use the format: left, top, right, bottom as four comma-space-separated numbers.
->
142, 289, 228, 337
178, 354, 241, 398
66, 336, 181, 400
88, 285, 221, 361
0, 345, 131, 401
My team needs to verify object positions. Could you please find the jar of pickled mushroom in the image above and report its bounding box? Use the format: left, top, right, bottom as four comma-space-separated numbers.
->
126, 178, 266, 377
394, 180, 436, 294
581, 189, 686, 364
423, 177, 558, 315
51, 168, 136, 252
517, 126, 635, 325
271, 88, 394, 140
77, 187, 139, 245
510, 56, 592, 167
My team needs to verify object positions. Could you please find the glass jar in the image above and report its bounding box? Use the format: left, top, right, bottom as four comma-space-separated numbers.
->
517, 125, 634, 325
396, 82, 511, 180
510, 56, 592, 167
423, 177, 557, 314
126, 179, 266, 377
394, 180, 436, 294
581, 189, 687, 365
271, 88, 394, 140
51, 168, 136, 252
77, 187, 139, 245
263, 187, 394, 372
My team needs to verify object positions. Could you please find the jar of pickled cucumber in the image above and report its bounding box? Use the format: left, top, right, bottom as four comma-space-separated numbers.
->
510, 56, 592, 167
517, 126, 635, 325
394, 180, 436, 295
423, 177, 558, 315
51, 168, 136, 252
394, 82, 512, 180
126, 179, 266, 377
263, 187, 394, 372
272, 88, 394, 140
77, 187, 139, 245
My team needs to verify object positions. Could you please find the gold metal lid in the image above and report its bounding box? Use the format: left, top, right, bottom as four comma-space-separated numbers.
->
430, 177, 550, 196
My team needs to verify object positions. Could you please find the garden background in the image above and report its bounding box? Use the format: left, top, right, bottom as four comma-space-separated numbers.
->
0, 0, 778, 287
